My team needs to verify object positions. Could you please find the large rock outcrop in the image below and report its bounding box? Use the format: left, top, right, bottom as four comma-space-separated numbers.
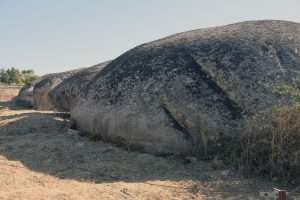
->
33, 70, 79, 110
70, 20, 300, 155
49, 62, 110, 112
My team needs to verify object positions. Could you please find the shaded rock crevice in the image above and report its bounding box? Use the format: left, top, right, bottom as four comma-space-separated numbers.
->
187, 55, 244, 120
160, 103, 192, 141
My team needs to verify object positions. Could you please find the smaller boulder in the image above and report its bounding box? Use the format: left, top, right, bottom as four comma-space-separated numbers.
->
49, 61, 110, 112
33, 70, 79, 110
14, 81, 37, 108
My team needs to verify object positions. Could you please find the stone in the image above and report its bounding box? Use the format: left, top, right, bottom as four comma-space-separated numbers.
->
67, 20, 300, 155
33, 70, 79, 110
49, 61, 110, 112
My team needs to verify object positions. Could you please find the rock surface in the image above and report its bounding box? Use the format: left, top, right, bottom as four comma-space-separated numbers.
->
71, 20, 300, 155
32, 70, 80, 110
49, 62, 110, 112
14, 74, 56, 108
68, 20, 300, 155
14, 80, 39, 107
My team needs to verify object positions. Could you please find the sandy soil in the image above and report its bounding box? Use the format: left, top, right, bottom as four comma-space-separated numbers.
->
0, 102, 299, 200
0, 87, 20, 102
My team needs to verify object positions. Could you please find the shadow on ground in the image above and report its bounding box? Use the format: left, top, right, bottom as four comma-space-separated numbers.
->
0, 99, 34, 110
0, 101, 11, 109
0, 103, 280, 199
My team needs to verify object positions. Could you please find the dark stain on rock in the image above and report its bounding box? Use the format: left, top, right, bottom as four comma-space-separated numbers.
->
161, 104, 192, 140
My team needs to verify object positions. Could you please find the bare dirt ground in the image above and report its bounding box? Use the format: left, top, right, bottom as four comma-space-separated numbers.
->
0, 87, 20, 102
0, 101, 299, 200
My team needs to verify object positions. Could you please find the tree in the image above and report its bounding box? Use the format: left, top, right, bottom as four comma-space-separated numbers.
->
6, 67, 22, 84
0, 69, 9, 84
0, 67, 38, 85
21, 70, 38, 85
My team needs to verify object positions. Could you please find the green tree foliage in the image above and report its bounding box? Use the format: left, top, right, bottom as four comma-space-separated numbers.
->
0, 67, 38, 85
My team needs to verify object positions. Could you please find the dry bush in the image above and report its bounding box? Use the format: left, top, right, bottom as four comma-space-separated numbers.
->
240, 104, 300, 184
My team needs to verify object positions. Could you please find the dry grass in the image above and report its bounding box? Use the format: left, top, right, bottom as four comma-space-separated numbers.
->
0, 107, 286, 200
240, 104, 300, 184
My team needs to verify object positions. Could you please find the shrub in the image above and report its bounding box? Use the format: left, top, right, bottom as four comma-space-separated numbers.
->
240, 104, 300, 184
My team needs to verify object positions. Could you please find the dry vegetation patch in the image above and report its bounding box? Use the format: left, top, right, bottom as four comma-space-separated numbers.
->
240, 104, 300, 184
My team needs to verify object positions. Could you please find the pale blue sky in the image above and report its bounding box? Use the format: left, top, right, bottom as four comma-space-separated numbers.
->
1, 0, 300, 75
